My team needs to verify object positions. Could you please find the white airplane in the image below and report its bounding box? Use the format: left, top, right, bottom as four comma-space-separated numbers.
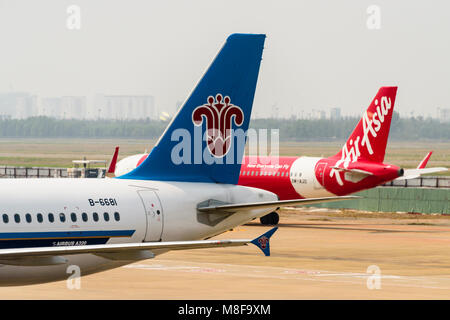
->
113, 151, 147, 178
0, 34, 355, 286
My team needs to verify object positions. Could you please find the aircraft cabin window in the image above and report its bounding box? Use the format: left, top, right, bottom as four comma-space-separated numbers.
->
114, 212, 120, 221
93, 212, 99, 222
48, 213, 54, 223
25, 213, 32, 223
2, 214, 8, 224
37, 213, 43, 223
59, 213, 66, 223
71, 213, 77, 222
14, 214, 20, 223
104, 212, 110, 222
82, 212, 88, 222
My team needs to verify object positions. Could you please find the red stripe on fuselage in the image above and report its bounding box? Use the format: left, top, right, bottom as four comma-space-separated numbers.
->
238, 156, 301, 200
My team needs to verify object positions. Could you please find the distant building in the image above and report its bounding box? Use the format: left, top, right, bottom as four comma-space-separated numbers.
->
0, 92, 157, 120
319, 110, 326, 120
61, 96, 87, 119
0, 92, 37, 119
39, 96, 86, 119
94, 94, 156, 120
437, 108, 450, 122
40, 97, 62, 118
330, 107, 341, 120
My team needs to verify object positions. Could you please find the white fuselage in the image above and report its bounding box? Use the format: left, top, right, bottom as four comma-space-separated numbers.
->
289, 157, 334, 198
115, 154, 148, 177
0, 178, 276, 285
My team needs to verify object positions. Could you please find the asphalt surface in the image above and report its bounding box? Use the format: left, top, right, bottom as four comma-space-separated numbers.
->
1, 209, 450, 299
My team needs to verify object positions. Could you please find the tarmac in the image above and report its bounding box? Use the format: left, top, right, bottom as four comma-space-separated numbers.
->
1, 208, 450, 299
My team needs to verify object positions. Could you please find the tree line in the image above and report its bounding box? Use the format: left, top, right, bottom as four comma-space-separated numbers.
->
0, 114, 448, 141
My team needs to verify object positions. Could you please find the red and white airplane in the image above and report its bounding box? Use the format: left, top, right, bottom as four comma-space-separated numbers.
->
110, 87, 447, 224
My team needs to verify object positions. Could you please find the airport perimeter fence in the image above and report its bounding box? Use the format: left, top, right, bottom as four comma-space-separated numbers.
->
382, 176, 450, 188
310, 186, 450, 214
0, 166, 106, 178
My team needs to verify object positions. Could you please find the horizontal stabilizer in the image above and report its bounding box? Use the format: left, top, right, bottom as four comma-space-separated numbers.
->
396, 167, 448, 180
197, 196, 360, 214
330, 167, 373, 176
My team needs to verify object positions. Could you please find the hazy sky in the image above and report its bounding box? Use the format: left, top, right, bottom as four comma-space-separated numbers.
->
0, 0, 449, 118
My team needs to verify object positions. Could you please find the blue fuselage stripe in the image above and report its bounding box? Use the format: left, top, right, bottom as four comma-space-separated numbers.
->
0, 230, 135, 240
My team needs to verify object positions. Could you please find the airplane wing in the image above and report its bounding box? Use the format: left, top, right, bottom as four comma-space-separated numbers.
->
0, 227, 279, 266
197, 196, 359, 214
396, 167, 448, 180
